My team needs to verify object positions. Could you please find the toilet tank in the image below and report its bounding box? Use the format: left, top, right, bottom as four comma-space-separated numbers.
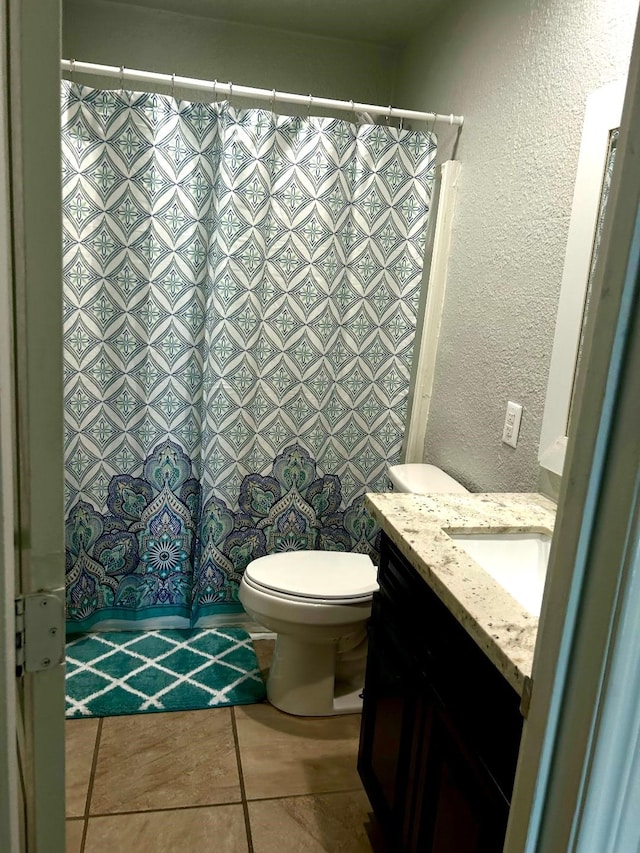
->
388, 463, 469, 494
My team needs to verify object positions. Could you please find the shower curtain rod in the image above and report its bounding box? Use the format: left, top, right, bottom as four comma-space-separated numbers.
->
61, 59, 464, 127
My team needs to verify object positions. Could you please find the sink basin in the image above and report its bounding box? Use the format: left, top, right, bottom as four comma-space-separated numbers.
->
450, 532, 551, 615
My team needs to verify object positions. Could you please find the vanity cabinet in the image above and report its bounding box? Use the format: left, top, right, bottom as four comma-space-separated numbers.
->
358, 534, 524, 852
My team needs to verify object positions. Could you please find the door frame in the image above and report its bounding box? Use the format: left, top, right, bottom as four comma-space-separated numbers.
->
2, 1, 66, 851
0, 0, 22, 846
505, 6, 640, 850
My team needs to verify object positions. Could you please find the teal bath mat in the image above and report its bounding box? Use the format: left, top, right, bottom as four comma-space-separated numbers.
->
65, 628, 266, 718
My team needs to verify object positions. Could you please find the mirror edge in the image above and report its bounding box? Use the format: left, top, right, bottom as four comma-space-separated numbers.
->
538, 79, 625, 477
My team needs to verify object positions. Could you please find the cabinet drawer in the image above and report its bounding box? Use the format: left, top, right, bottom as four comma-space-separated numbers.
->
378, 535, 523, 801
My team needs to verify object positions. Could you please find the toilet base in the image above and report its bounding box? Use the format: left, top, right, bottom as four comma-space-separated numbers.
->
268, 681, 364, 716
266, 633, 366, 716
332, 684, 365, 715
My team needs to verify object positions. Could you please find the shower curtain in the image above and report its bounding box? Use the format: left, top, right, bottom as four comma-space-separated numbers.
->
61, 81, 437, 631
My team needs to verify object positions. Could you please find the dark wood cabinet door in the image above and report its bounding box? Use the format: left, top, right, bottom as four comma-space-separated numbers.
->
359, 533, 522, 853
417, 693, 510, 853
359, 604, 509, 853
358, 593, 422, 843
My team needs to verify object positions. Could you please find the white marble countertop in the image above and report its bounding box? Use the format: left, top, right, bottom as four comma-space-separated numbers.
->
364, 492, 557, 697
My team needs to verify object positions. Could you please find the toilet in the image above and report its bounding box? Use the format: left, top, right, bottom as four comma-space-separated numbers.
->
239, 550, 377, 716
239, 464, 468, 717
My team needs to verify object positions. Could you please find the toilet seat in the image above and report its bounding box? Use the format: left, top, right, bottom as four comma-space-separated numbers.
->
243, 551, 378, 605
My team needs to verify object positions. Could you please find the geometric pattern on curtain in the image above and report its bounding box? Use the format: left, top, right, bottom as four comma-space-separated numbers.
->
61, 82, 437, 630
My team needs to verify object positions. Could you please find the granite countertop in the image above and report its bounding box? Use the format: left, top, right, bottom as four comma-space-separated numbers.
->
364, 492, 557, 697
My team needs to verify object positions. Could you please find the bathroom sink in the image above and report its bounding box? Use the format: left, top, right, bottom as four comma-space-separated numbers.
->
450, 532, 551, 615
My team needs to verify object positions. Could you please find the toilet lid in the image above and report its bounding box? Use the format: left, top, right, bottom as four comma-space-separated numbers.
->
244, 551, 378, 601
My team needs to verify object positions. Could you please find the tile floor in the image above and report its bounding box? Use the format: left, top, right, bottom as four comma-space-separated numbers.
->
65, 639, 380, 852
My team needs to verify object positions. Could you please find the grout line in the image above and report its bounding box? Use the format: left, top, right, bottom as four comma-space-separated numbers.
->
81, 799, 247, 819
80, 785, 368, 820
244, 785, 367, 803
80, 717, 103, 852
231, 706, 254, 853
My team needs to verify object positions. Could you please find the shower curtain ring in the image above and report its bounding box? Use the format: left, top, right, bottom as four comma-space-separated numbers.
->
386, 105, 392, 125
350, 99, 355, 122
229, 82, 233, 105
70, 58, 76, 84
307, 94, 313, 118
119, 65, 124, 93
399, 115, 404, 131
212, 79, 217, 103
171, 73, 176, 99
270, 88, 276, 114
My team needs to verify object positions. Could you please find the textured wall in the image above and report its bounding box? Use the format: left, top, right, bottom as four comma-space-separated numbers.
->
62, 0, 399, 106
396, 0, 638, 492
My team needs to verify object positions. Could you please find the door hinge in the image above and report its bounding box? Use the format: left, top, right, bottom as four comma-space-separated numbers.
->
15, 593, 65, 677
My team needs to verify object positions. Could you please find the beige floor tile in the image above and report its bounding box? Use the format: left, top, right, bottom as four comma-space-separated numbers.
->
66, 718, 99, 817
249, 791, 374, 852
66, 819, 84, 853
90, 708, 240, 814
235, 703, 363, 799
84, 804, 248, 853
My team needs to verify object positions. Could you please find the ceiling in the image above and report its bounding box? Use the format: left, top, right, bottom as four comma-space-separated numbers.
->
98, 0, 447, 46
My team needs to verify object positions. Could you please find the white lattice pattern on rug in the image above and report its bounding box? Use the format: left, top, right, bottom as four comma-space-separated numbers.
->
65, 628, 266, 717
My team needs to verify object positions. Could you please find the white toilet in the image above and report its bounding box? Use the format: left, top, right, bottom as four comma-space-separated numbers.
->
239, 550, 377, 716
239, 464, 468, 717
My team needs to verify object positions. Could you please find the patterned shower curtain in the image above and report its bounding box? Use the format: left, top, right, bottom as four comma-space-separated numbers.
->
61, 82, 437, 631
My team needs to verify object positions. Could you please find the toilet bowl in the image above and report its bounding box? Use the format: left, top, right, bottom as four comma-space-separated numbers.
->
239, 550, 378, 716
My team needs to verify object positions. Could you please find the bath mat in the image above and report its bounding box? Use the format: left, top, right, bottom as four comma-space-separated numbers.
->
65, 628, 266, 718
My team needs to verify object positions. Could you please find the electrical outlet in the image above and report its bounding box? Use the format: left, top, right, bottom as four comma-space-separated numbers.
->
502, 401, 523, 448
